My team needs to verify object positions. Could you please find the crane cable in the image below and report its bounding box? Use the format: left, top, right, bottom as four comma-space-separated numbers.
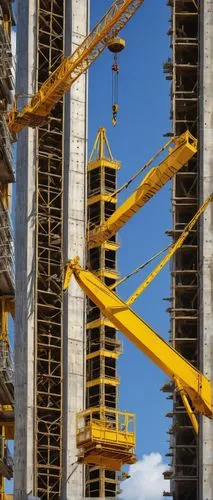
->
109, 243, 172, 291
112, 54, 119, 126
108, 135, 174, 199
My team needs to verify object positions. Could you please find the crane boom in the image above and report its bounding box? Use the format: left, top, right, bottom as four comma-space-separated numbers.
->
6, 0, 145, 133
87, 131, 197, 249
127, 193, 213, 305
64, 258, 212, 421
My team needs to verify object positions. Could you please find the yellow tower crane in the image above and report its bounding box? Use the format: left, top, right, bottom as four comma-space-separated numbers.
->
6, 0, 146, 133
110, 193, 213, 305
88, 131, 197, 248
64, 251, 212, 419
63, 194, 213, 471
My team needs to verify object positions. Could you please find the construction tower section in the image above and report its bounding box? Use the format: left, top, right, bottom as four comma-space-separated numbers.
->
15, 0, 88, 498
0, 0, 15, 498
34, 2, 64, 496
86, 128, 122, 497
164, 1, 202, 498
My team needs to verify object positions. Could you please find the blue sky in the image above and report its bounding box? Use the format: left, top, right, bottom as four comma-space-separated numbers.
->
7, 0, 171, 496
89, 0, 172, 462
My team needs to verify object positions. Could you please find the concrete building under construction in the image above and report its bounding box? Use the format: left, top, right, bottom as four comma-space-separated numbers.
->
163, 1, 213, 499
0, 0, 213, 499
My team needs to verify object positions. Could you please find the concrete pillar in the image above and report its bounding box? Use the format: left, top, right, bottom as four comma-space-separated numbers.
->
62, 0, 89, 498
199, 1, 213, 499
14, 1, 37, 497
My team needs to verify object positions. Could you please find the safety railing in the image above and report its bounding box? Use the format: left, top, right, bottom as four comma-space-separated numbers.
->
0, 340, 14, 384
0, 200, 15, 286
77, 406, 136, 445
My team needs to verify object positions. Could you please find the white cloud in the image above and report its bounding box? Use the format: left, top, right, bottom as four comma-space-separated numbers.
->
119, 453, 170, 500
11, 29, 16, 87
11, 28, 16, 58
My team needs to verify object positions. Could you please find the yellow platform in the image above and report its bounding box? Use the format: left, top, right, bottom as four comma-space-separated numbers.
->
76, 407, 136, 471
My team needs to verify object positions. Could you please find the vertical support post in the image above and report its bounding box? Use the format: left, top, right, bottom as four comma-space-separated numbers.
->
86, 129, 121, 497
61, 0, 89, 498
199, 1, 213, 499
0, 1, 15, 497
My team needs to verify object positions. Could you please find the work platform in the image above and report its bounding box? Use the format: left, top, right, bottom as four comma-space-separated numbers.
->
77, 407, 136, 471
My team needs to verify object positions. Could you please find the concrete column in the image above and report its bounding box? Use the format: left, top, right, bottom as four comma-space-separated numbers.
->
15, 0, 89, 498
62, 0, 89, 498
199, 1, 213, 499
14, 0, 37, 497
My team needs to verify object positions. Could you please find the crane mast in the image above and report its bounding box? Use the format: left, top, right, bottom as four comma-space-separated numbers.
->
87, 131, 197, 248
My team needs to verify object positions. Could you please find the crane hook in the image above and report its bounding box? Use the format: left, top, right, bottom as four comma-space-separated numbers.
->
108, 37, 125, 126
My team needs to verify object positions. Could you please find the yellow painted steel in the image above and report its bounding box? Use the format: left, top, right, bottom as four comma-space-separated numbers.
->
109, 244, 171, 291
127, 194, 213, 305
0, 404, 14, 440
0, 299, 15, 321
88, 159, 120, 172
67, 258, 212, 420
88, 131, 197, 248
89, 127, 116, 163
86, 350, 120, 360
1, 423, 13, 441
6, 0, 146, 133
86, 377, 120, 388
86, 318, 114, 329
63, 263, 74, 291
175, 378, 198, 434
76, 407, 136, 470
112, 135, 175, 199
102, 241, 120, 251
88, 194, 117, 206
95, 269, 120, 280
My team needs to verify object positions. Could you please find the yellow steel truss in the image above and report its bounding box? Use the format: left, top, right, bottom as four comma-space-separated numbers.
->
88, 131, 197, 248
86, 127, 122, 495
6, 0, 146, 133
64, 258, 212, 423
126, 193, 213, 305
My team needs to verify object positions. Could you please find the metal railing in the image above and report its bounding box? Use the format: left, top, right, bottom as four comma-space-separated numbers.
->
0, 200, 15, 285
0, 340, 14, 383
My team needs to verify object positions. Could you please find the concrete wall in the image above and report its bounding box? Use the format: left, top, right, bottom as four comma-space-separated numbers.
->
199, 1, 213, 499
62, 0, 89, 498
15, 1, 37, 497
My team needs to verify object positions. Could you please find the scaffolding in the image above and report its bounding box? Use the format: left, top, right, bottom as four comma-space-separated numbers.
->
86, 128, 122, 497
0, 23, 14, 103
34, 1, 64, 498
163, 1, 199, 498
0, 203, 14, 292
